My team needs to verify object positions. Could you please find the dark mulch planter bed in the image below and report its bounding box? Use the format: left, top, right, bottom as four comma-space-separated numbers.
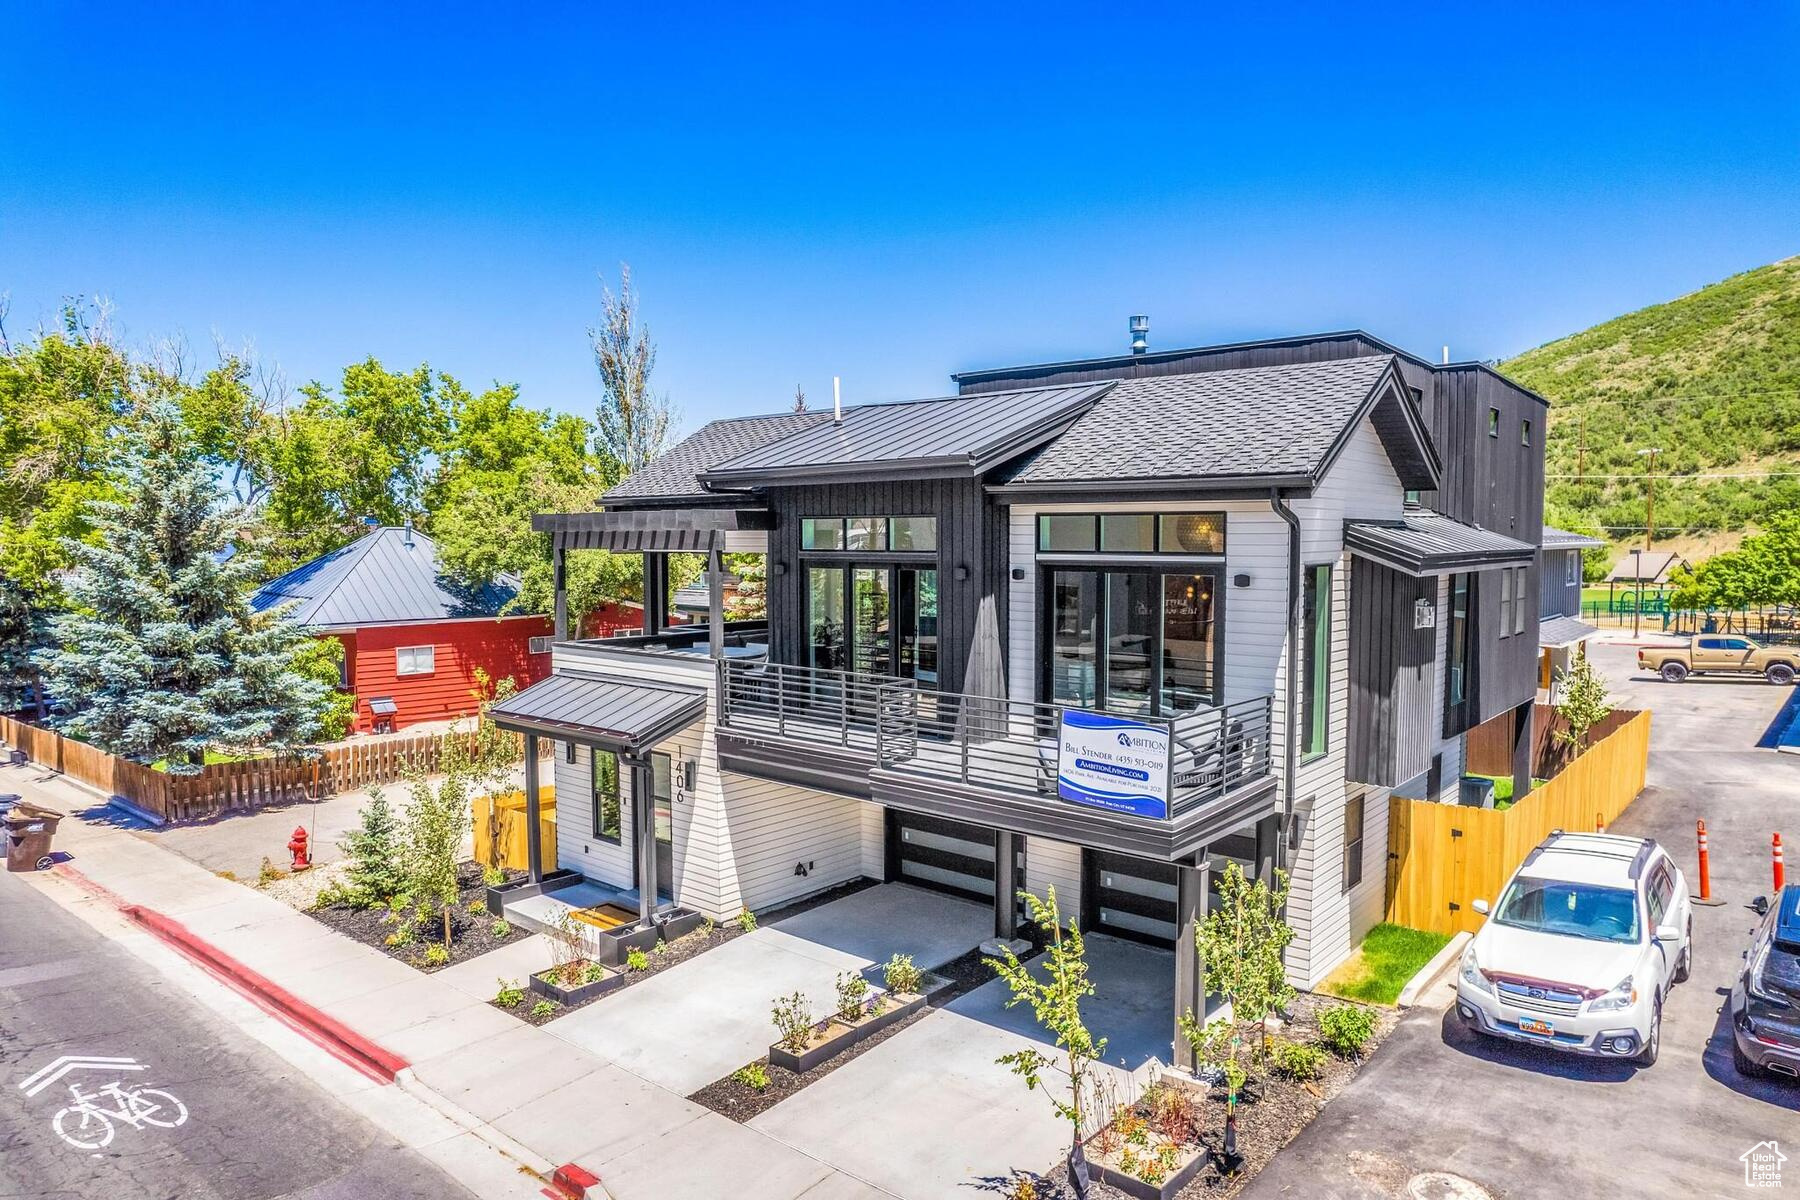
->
308, 861, 529, 972
484, 877, 881, 1026
1029, 994, 1399, 1200
689, 943, 1002, 1122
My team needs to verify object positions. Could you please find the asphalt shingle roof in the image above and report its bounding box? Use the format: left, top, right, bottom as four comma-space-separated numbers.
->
603, 411, 835, 503
1001, 357, 1397, 486
1539, 615, 1599, 648
251, 526, 519, 628
699, 383, 1112, 484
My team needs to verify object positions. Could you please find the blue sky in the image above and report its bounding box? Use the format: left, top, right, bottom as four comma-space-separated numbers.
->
3, 3, 1796, 431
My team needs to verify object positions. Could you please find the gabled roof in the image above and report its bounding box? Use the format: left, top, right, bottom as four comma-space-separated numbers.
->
697, 383, 1113, 487
603, 411, 835, 505
1604, 551, 1686, 583
994, 356, 1438, 493
1542, 525, 1606, 550
251, 526, 520, 629
1345, 511, 1536, 576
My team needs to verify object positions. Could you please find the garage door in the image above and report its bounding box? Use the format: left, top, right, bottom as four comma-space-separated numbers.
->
1083, 850, 1179, 947
886, 811, 1014, 908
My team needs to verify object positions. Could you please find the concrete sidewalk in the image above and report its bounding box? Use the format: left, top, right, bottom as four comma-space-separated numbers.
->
1, 761, 891, 1200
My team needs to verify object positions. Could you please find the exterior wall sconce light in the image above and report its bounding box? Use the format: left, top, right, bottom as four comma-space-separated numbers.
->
1010, 567, 1026, 581
772, 561, 788, 576
679, 759, 697, 792
565, 741, 576, 764
1233, 573, 1251, 588
955, 565, 971, 581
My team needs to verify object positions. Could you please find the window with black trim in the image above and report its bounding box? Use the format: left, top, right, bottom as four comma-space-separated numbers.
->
1035, 512, 1225, 555
1521, 418, 1532, 446
1302, 564, 1331, 760
1487, 408, 1500, 437
592, 749, 622, 844
1343, 793, 1365, 894
1514, 565, 1528, 635
802, 516, 936, 552
1498, 568, 1513, 639
1445, 573, 1472, 733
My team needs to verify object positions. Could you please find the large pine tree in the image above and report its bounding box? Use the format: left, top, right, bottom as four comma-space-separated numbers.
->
38, 403, 326, 770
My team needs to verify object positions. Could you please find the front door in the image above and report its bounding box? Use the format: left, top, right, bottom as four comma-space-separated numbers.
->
651, 753, 674, 902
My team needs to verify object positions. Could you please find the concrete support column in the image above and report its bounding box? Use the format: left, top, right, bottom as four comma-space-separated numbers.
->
552, 546, 568, 642
1510, 698, 1535, 803
523, 733, 542, 883
993, 830, 1020, 940
627, 754, 657, 927
1173, 855, 1211, 1073
707, 544, 725, 660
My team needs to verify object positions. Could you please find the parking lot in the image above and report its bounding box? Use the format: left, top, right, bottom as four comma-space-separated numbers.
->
1243, 642, 1800, 1200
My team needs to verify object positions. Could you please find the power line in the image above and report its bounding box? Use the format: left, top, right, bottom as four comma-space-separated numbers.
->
1547, 469, 1800, 481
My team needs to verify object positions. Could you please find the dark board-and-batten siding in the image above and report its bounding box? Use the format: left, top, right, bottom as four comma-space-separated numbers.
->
1347, 558, 1436, 788
762, 477, 1008, 693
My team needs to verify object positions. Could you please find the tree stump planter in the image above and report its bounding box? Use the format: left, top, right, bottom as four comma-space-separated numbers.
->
769, 1018, 859, 1074
530, 961, 624, 1006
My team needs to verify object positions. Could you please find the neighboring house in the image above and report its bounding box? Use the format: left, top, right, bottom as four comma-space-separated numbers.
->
491, 329, 1547, 1069
1539, 525, 1605, 699
1605, 549, 1688, 588
252, 523, 554, 734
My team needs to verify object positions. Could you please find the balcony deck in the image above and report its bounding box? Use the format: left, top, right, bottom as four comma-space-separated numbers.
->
716, 659, 1277, 859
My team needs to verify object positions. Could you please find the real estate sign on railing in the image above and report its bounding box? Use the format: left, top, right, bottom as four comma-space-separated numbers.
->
1056, 709, 1171, 820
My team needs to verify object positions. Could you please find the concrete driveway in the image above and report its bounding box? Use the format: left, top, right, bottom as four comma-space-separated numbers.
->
548, 883, 991, 1094
751, 932, 1175, 1200
1243, 643, 1800, 1200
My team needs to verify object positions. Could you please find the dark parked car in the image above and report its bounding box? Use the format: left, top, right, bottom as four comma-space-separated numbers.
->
1730, 885, 1800, 1079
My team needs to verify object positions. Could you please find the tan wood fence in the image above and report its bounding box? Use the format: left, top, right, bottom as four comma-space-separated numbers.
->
1386, 709, 1653, 936
473, 788, 558, 872
1464, 702, 1641, 780
0, 713, 548, 824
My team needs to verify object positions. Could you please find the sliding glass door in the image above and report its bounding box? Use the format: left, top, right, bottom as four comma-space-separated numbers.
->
807, 563, 939, 686
1045, 569, 1218, 716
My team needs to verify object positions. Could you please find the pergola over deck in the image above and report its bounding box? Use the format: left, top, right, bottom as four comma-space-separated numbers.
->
488, 671, 707, 927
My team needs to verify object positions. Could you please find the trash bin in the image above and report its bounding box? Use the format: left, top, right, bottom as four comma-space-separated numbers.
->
4, 803, 64, 871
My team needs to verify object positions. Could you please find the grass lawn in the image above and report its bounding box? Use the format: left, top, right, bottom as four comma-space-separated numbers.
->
1465, 773, 1550, 810
1319, 922, 1452, 1006
149, 748, 265, 772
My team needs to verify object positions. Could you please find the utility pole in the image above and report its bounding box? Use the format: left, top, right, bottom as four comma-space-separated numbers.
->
1636, 447, 1663, 550
1576, 414, 1586, 481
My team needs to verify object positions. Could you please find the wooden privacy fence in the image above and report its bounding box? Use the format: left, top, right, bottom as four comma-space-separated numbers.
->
473, 788, 558, 872
1465, 702, 1641, 781
1386, 709, 1653, 936
0, 713, 549, 824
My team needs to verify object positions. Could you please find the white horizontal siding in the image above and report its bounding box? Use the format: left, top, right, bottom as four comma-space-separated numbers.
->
554, 742, 635, 888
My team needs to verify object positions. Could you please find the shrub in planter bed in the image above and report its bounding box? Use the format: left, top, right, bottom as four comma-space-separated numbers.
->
1318, 1002, 1377, 1058
1082, 1081, 1210, 1200
530, 958, 624, 1005
768, 991, 859, 1073
1269, 1038, 1325, 1081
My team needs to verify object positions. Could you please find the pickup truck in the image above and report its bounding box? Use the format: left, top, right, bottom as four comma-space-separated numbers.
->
1639, 635, 1798, 684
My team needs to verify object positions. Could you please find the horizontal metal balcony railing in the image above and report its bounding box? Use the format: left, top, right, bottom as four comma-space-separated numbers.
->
718, 658, 1273, 821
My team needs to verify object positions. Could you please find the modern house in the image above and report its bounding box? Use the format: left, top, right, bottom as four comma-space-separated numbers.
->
253, 523, 557, 734
1538, 525, 1604, 699
488, 327, 1547, 1068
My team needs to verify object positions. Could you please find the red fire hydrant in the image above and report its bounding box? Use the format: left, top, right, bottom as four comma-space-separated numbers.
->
288, 825, 312, 871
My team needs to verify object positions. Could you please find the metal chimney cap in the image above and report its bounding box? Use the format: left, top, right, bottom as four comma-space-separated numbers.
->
1129, 315, 1149, 354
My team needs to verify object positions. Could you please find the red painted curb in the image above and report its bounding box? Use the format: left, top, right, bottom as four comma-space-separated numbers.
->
552, 1164, 601, 1199
119, 903, 410, 1084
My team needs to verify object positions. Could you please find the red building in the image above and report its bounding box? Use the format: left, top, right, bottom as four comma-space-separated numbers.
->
254, 524, 560, 734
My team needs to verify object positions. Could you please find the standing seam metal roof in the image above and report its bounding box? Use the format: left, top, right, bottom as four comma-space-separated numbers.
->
697, 383, 1113, 483
487, 671, 707, 750
250, 526, 520, 627
1344, 512, 1537, 575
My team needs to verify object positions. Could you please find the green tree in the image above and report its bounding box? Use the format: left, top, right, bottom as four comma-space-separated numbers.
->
291, 637, 354, 742
1553, 651, 1613, 755
261, 358, 452, 571
1178, 863, 1294, 1139
339, 787, 405, 905
36, 404, 326, 768
986, 888, 1106, 1196
590, 264, 676, 474
403, 768, 470, 950
1668, 514, 1800, 612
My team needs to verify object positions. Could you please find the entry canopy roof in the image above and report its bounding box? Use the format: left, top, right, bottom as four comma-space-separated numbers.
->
1539, 615, 1599, 649
488, 671, 706, 752
1344, 511, 1536, 576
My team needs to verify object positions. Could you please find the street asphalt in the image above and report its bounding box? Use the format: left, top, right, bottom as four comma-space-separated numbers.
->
1242, 642, 1800, 1200
0, 868, 478, 1200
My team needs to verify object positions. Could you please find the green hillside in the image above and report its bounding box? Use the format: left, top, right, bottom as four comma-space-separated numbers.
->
1501, 256, 1800, 553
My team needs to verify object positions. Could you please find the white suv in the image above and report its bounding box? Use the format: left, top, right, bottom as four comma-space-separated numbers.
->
1454, 832, 1693, 1066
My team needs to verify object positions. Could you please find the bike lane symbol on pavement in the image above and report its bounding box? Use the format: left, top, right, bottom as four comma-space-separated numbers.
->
18, 1055, 189, 1152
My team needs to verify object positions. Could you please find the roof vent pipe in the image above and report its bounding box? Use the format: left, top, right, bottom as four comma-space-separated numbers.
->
1442, 345, 1450, 365
833, 376, 842, 424
1130, 315, 1149, 355
402, 518, 414, 548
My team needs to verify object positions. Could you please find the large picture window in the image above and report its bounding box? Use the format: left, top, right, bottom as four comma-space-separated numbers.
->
592, 749, 622, 844
1301, 564, 1331, 760
1043, 568, 1218, 715
1037, 511, 1225, 556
